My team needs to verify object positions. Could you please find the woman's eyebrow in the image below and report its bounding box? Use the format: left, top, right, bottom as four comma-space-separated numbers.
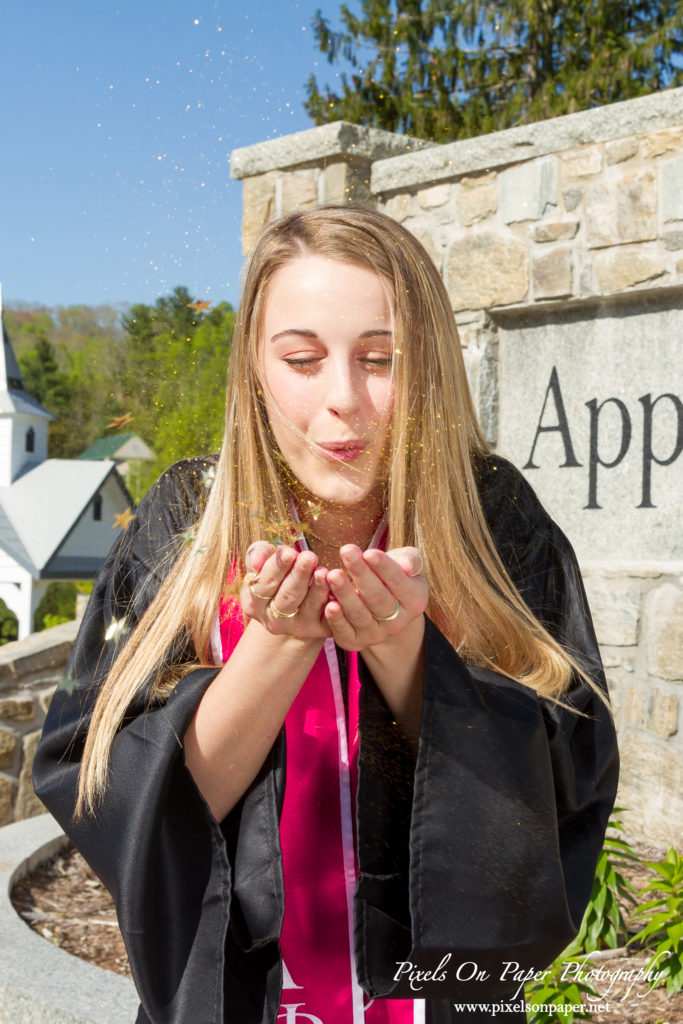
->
269, 327, 393, 343
269, 328, 318, 342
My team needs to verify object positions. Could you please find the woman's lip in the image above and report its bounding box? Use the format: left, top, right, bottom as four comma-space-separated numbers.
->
316, 442, 366, 462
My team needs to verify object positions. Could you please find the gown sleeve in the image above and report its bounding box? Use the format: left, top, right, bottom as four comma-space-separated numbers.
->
32, 457, 285, 1024
354, 456, 620, 1001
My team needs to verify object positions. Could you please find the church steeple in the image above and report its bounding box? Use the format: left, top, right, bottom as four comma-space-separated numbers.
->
0, 284, 54, 486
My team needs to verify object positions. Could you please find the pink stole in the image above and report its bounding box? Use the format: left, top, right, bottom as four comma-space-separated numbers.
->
216, 553, 422, 1024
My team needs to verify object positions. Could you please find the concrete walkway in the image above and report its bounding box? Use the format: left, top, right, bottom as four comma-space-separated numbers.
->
0, 813, 139, 1023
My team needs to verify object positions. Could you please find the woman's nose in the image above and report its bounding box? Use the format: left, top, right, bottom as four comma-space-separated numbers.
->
325, 362, 360, 417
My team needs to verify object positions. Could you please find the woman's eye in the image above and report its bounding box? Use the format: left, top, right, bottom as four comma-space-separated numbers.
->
361, 357, 393, 367
283, 358, 321, 368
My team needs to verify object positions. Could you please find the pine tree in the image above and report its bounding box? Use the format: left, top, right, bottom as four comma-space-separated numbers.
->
305, 0, 683, 142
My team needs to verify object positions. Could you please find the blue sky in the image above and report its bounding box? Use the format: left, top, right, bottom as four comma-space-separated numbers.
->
1, 1, 350, 311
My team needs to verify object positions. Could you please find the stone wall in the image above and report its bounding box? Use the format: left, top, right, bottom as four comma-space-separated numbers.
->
0, 621, 77, 825
231, 89, 683, 848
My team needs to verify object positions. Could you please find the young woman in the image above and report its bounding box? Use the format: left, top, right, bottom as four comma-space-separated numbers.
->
34, 205, 619, 1024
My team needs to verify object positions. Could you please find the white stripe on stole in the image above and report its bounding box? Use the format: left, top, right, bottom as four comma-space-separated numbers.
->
209, 609, 223, 666
413, 1000, 426, 1024
324, 638, 366, 1024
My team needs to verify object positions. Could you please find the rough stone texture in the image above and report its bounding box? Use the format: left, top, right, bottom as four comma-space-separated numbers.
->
322, 160, 348, 204
625, 683, 648, 728
0, 622, 76, 823
582, 578, 641, 646
456, 181, 497, 227
618, 732, 683, 848
417, 183, 451, 209
0, 728, 18, 769
0, 697, 34, 720
678, 258, 683, 276
663, 230, 683, 251
0, 622, 78, 683
533, 248, 573, 299
16, 730, 43, 820
322, 160, 374, 206
382, 193, 413, 222
371, 87, 683, 192
446, 235, 528, 310
563, 187, 582, 212
496, 308, 683, 563
501, 159, 558, 223
661, 155, 683, 223
0, 776, 14, 826
602, 650, 635, 671
644, 584, 683, 680
408, 224, 441, 271
240, 174, 276, 255
280, 167, 318, 213
462, 332, 499, 444
625, 685, 679, 738
533, 220, 579, 243
594, 247, 666, 292
651, 691, 679, 738
585, 170, 657, 248
560, 144, 603, 178
641, 125, 683, 159
605, 137, 639, 165
231, 120, 431, 179
39, 686, 57, 714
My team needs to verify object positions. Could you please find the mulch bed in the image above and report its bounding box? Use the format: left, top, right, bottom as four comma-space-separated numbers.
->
10, 839, 683, 1022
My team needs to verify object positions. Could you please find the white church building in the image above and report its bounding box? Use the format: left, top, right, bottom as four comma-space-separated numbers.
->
0, 287, 133, 638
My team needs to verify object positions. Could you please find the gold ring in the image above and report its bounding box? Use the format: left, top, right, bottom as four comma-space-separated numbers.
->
245, 572, 271, 601
409, 553, 424, 578
269, 600, 301, 619
373, 599, 400, 623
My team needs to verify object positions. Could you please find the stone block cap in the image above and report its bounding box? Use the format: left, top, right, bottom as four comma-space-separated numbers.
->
230, 120, 433, 179
372, 86, 683, 193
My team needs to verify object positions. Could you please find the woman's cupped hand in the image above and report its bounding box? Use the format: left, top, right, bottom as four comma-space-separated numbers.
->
240, 542, 428, 653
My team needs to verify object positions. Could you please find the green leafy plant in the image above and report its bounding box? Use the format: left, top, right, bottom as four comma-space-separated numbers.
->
629, 846, 683, 994
563, 808, 640, 956
526, 954, 598, 1023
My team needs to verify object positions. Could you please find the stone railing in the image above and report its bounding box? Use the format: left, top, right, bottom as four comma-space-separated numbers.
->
0, 621, 78, 825
231, 90, 683, 847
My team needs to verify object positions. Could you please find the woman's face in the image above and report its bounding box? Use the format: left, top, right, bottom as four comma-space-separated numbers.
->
259, 255, 394, 509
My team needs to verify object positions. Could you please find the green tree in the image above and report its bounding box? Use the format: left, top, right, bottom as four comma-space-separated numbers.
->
6, 291, 235, 499
7, 302, 130, 458
306, 0, 683, 142
120, 295, 236, 495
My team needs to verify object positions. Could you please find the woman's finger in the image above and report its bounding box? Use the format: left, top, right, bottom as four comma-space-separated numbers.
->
267, 550, 318, 618
361, 549, 428, 615
337, 547, 396, 617
327, 567, 379, 629
247, 545, 297, 597
383, 547, 425, 578
245, 541, 276, 575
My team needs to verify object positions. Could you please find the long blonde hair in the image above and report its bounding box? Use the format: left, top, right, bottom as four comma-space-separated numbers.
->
77, 205, 588, 818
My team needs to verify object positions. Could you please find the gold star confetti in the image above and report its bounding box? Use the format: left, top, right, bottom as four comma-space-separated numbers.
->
188, 299, 212, 314
305, 500, 325, 520
113, 508, 135, 530
105, 617, 128, 642
59, 671, 78, 695
106, 412, 133, 430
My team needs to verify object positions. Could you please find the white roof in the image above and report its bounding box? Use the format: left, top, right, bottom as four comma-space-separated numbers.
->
0, 459, 121, 572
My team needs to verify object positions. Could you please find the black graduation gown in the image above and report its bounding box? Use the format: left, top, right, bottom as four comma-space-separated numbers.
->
32, 454, 619, 1024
